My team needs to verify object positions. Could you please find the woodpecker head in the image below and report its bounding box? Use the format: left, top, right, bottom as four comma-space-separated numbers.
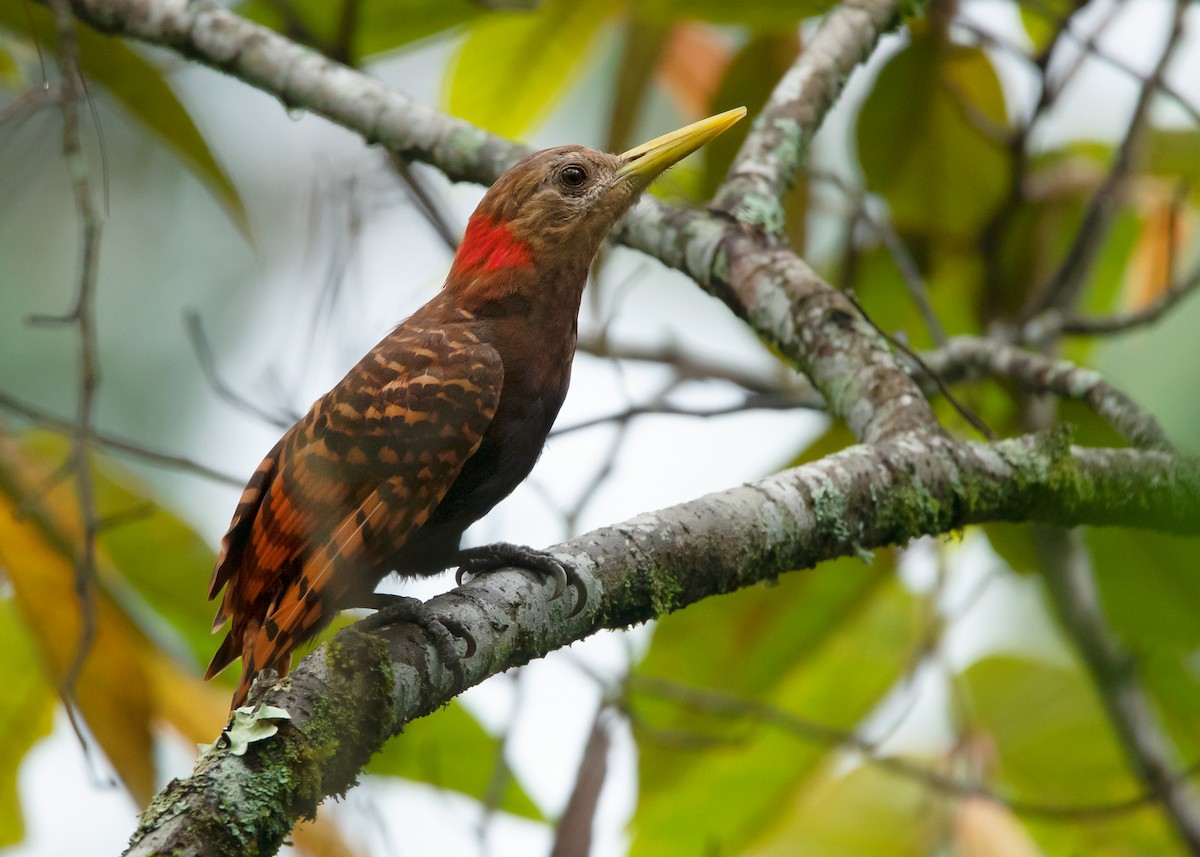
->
447, 107, 746, 304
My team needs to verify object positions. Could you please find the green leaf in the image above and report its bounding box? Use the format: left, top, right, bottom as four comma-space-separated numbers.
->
629, 570, 919, 856
445, 0, 612, 139
987, 142, 1140, 328
1143, 129, 1200, 207
0, 600, 55, 849
236, 0, 484, 64
743, 758, 940, 856
847, 244, 982, 349
856, 28, 1010, 243
0, 41, 20, 86
356, 0, 485, 59
1086, 529, 1200, 759
634, 0, 836, 29
367, 700, 543, 821
1019, 0, 1074, 53
959, 655, 1183, 855
0, 5, 248, 237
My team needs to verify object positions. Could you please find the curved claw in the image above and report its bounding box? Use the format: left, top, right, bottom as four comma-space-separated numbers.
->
566, 571, 587, 619
454, 542, 585, 614
350, 594, 472, 689
544, 558, 568, 600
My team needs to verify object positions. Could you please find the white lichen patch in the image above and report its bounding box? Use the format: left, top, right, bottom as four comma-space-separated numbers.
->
200, 704, 292, 758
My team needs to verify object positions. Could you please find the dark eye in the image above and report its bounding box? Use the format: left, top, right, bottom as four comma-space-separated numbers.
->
560, 164, 588, 188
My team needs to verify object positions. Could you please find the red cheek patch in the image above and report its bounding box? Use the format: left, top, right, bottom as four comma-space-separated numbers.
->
452, 215, 533, 275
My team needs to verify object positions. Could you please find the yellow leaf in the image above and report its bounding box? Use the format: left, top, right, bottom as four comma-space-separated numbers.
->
0, 432, 157, 803
1126, 187, 1192, 310
445, 0, 611, 139
954, 797, 1047, 857
0, 600, 55, 847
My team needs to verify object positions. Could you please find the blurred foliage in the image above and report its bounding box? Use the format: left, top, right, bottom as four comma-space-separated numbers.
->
856, 23, 1011, 245
0, 4, 248, 237
2, 0, 1200, 854
629, 560, 919, 855
0, 429, 542, 849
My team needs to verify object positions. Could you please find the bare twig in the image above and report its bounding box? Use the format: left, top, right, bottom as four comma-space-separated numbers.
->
41, 0, 103, 707
551, 391, 822, 438
0, 80, 64, 128
1024, 265, 1199, 340
1023, 0, 1190, 319
389, 156, 460, 254
576, 334, 807, 399
838, 293, 995, 440
974, 0, 1084, 319
183, 310, 296, 430
1036, 528, 1200, 851
920, 336, 1172, 451
970, 1, 1200, 127
0, 389, 242, 486
628, 674, 1200, 822
549, 704, 612, 857
809, 170, 947, 346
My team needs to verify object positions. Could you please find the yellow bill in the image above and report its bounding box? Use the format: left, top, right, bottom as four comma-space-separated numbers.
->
618, 106, 747, 185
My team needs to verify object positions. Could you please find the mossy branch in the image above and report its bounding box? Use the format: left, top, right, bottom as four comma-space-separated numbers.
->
124, 435, 1200, 856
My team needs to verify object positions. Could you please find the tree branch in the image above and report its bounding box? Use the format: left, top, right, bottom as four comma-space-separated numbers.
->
125, 435, 1200, 856
712, 0, 908, 233
1036, 528, 1200, 852
920, 337, 1172, 451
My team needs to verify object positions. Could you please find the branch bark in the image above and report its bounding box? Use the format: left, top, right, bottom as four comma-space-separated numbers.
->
713, 0, 907, 233
125, 436, 1200, 856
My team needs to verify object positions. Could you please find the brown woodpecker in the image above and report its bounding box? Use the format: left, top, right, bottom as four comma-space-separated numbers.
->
205, 107, 746, 708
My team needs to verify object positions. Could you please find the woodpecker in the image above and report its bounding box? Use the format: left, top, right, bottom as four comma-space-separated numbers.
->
206, 107, 746, 708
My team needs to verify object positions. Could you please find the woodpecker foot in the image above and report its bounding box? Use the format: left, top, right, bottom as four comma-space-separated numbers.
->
455, 542, 586, 617
352, 595, 473, 686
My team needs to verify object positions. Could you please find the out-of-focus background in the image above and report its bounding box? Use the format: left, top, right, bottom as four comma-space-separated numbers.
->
1, 0, 1199, 853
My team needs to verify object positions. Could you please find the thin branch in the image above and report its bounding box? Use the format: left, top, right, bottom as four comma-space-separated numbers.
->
809, 170, 947, 346
713, 0, 909, 234
0, 389, 243, 486
721, 239, 940, 442
575, 334, 806, 399
628, 674, 1200, 822
389, 156, 460, 254
920, 336, 1172, 451
1027, 262, 1200, 341
840, 293, 995, 440
43, 0, 103, 707
966, 2, 1200, 127
1023, 0, 1190, 319
550, 391, 820, 438
1036, 528, 1200, 851
974, 0, 1086, 319
549, 704, 612, 857
0, 79, 64, 128
183, 310, 296, 430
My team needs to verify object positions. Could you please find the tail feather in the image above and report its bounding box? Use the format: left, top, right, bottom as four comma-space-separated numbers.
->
205, 629, 241, 681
